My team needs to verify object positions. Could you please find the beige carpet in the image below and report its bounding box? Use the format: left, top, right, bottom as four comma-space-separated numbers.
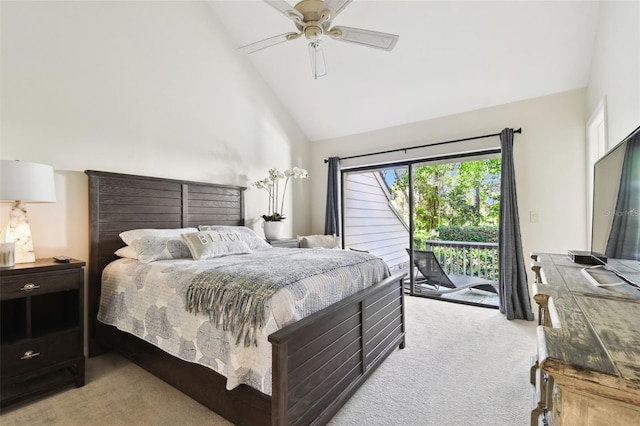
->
1, 296, 537, 426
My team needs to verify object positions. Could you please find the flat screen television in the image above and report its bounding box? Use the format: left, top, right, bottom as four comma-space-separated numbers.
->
590, 124, 640, 287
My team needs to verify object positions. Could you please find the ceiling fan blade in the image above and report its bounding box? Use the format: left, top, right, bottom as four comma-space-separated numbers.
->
239, 32, 301, 54
263, 0, 304, 22
320, 0, 353, 20
328, 26, 399, 51
308, 41, 327, 79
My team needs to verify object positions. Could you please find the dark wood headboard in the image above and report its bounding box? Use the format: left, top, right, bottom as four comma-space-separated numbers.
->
85, 170, 245, 355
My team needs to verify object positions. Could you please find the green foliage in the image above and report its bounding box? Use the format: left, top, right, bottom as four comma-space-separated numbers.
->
390, 158, 501, 234
435, 226, 498, 243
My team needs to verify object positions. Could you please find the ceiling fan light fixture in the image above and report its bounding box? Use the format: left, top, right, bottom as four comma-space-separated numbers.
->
304, 24, 322, 40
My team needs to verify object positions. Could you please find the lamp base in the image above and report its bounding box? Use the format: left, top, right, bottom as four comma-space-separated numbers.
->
8, 202, 36, 264
0, 242, 15, 267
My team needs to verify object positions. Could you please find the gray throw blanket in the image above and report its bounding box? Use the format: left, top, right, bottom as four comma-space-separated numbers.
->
185, 249, 377, 346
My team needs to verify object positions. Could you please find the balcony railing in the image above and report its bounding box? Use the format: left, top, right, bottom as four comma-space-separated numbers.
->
418, 239, 499, 281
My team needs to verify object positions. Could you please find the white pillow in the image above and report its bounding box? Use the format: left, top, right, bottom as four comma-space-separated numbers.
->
119, 228, 197, 263
198, 225, 271, 250
182, 231, 252, 260
114, 246, 138, 259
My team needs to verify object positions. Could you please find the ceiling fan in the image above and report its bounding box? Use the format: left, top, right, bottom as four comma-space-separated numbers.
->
239, 0, 399, 79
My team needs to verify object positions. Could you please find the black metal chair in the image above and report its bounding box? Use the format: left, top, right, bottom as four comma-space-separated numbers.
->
407, 249, 498, 295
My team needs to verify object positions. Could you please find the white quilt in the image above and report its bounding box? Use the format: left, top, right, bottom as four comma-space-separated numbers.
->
97, 248, 389, 395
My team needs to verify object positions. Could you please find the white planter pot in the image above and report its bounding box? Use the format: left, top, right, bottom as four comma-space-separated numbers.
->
263, 221, 285, 240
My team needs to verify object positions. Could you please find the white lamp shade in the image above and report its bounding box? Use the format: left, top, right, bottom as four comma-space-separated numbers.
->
0, 160, 57, 203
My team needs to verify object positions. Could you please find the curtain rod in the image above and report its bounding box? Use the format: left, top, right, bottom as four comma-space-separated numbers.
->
324, 128, 521, 163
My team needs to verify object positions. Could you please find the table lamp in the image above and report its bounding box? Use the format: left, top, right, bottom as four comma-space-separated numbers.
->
0, 160, 57, 263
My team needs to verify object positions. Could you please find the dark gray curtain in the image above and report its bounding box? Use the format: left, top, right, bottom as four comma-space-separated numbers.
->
499, 129, 534, 320
324, 157, 340, 236
606, 132, 640, 259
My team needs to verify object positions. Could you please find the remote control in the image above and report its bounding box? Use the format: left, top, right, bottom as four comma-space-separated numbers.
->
54, 256, 71, 263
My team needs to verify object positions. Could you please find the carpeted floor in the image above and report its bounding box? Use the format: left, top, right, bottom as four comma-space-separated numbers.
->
0, 296, 537, 426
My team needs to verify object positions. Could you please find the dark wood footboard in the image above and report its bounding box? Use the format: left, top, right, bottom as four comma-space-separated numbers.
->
270, 271, 406, 426
94, 271, 405, 426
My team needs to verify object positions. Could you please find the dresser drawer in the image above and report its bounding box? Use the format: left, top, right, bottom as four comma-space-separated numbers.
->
0, 269, 82, 301
1, 330, 82, 379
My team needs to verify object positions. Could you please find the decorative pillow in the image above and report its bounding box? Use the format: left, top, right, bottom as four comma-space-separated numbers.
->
119, 228, 197, 263
182, 231, 252, 260
114, 246, 138, 259
198, 225, 272, 250
298, 234, 341, 249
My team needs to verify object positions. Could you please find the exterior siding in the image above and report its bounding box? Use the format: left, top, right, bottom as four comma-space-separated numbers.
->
343, 172, 409, 271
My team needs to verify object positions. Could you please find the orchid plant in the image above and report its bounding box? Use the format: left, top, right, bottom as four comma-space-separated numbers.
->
253, 166, 309, 221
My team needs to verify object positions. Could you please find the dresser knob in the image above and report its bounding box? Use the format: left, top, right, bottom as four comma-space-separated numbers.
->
20, 283, 40, 291
20, 350, 41, 360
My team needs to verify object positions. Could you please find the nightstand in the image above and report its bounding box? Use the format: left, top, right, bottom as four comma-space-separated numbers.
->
267, 238, 299, 248
0, 258, 85, 410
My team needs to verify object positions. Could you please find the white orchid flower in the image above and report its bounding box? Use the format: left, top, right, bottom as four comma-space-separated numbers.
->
293, 167, 309, 179
254, 166, 309, 221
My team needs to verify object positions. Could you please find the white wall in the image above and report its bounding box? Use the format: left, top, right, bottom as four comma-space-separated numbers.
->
311, 89, 589, 272
0, 1, 311, 263
587, 0, 640, 146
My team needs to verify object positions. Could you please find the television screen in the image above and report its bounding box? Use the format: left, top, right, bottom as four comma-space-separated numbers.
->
591, 125, 640, 285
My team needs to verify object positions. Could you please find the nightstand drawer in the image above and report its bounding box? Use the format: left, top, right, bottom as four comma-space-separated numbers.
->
1, 330, 82, 379
0, 269, 81, 301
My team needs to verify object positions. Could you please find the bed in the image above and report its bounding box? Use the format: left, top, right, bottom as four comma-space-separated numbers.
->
86, 170, 406, 426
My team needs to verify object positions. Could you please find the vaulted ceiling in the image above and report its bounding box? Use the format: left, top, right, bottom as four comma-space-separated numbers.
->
207, 1, 601, 142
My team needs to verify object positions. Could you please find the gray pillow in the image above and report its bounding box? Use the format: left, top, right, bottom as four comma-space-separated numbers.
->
197, 225, 271, 250
182, 231, 252, 260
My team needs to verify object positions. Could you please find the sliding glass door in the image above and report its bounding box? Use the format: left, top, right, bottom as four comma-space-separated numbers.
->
342, 153, 501, 308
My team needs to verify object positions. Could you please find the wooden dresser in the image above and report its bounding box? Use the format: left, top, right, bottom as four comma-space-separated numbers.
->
530, 253, 640, 425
